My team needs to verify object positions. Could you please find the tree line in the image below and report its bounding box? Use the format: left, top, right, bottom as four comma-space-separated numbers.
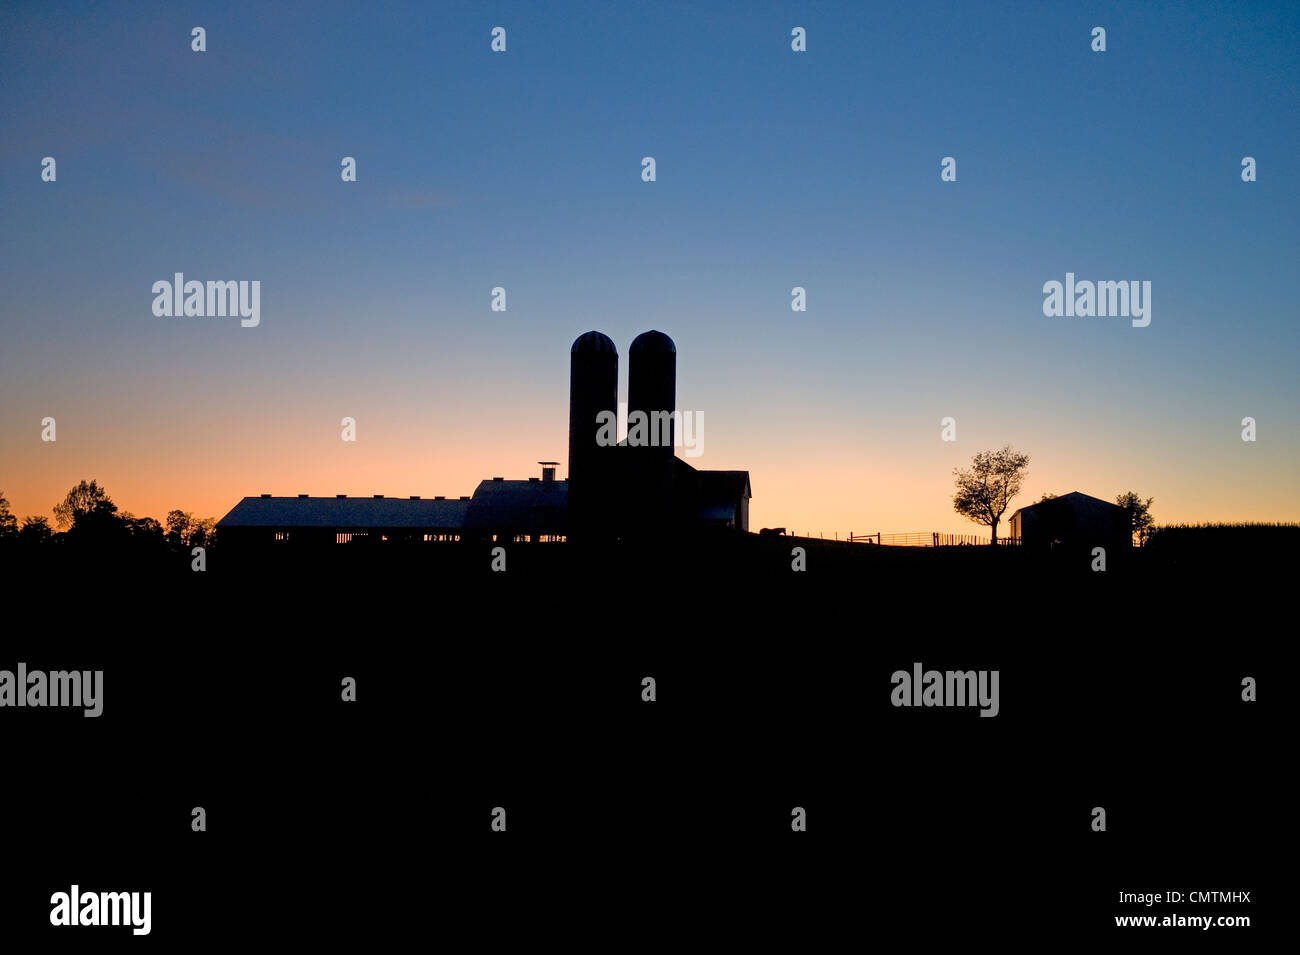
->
0, 480, 216, 551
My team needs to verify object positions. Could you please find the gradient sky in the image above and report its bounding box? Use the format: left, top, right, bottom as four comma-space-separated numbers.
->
2, 0, 1297, 536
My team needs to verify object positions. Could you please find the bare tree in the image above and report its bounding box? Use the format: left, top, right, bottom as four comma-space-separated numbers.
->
952, 446, 1030, 544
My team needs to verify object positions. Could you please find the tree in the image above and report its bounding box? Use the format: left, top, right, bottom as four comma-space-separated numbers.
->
18, 516, 52, 544
1038, 491, 1057, 503
952, 445, 1031, 544
1116, 492, 1155, 546
165, 510, 215, 547
189, 517, 217, 548
0, 491, 17, 539
124, 516, 164, 540
165, 510, 194, 546
53, 479, 116, 529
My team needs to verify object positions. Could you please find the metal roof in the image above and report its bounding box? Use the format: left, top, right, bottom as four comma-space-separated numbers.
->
571, 330, 617, 354
464, 479, 568, 530
217, 496, 470, 529
629, 329, 676, 354
1010, 491, 1121, 522
218, 465, 743, 533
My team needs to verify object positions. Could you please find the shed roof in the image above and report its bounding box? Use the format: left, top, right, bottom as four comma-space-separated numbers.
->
1010, 491, 1122, 522
697, 469, 752, 502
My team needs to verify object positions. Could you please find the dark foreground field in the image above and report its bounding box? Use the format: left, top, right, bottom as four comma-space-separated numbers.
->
1, 533, 1283, 945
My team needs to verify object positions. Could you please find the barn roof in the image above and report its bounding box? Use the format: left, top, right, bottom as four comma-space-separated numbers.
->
1010, 491, 1122, 522
217, 495, 470, 529
697, 469, 751, 502
464, 478, 568, 530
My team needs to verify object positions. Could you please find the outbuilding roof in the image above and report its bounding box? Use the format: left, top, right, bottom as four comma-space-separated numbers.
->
1010, 491, 1122, 522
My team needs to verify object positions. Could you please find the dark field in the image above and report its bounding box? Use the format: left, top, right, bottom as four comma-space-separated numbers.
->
1, 532, 1283, 944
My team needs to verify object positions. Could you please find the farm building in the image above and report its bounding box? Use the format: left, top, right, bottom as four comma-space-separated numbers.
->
215, 493, 471, 548
1008, 492, 1131, 552
216, 331, 751, 550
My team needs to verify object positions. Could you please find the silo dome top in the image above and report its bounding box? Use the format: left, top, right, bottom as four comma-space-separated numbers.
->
571, 331, 617, 354
629, 330, 676, 354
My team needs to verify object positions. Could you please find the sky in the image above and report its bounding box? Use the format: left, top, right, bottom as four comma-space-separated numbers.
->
2, 0, 1297, 537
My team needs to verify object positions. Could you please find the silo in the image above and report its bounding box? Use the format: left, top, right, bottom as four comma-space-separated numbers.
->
568, 331, 618, 539
627, 330, 677, 532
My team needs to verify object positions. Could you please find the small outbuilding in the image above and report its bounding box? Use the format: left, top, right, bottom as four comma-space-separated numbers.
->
1008, 491, 1131, 553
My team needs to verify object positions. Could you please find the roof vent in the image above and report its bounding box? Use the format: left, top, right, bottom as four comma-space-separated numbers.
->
434, 495, 446, 500
260, 493, 271, 498
298, 493, 309, 498
373, 494, 384, 499
528, 477, 539, 483
492, 476, 504, 481
409, 495, 421, 500
336, 494, 347, 499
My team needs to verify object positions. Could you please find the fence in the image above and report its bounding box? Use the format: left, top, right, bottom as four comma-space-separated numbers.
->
847, 532, 881, 544
845, 531, 1022, 547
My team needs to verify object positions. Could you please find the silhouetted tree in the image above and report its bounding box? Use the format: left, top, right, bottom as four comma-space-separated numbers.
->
124, 516, 164, 540
18, 516, 52, 544
1116, 491, 1155, 546
189, 517, 216, 548
165, 510, 215, 548
0, 492, 16, 539
53, 479, 116, 529
165, 509, 193, 547
952, 446, 1030, 545
7, 480, 208, 574
1038, 491, 1057, 503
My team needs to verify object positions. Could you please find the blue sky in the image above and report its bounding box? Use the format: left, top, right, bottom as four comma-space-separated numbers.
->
2, 0, 1297, 532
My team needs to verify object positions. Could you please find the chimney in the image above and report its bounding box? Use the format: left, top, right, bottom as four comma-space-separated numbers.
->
539, 461, 558, 483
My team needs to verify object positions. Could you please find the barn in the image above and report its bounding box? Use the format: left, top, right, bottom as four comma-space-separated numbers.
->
215, 331, 752, 551
1008, 491, 1131, 553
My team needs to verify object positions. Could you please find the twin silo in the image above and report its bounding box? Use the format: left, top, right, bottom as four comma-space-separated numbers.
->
568, 330, 678, 538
